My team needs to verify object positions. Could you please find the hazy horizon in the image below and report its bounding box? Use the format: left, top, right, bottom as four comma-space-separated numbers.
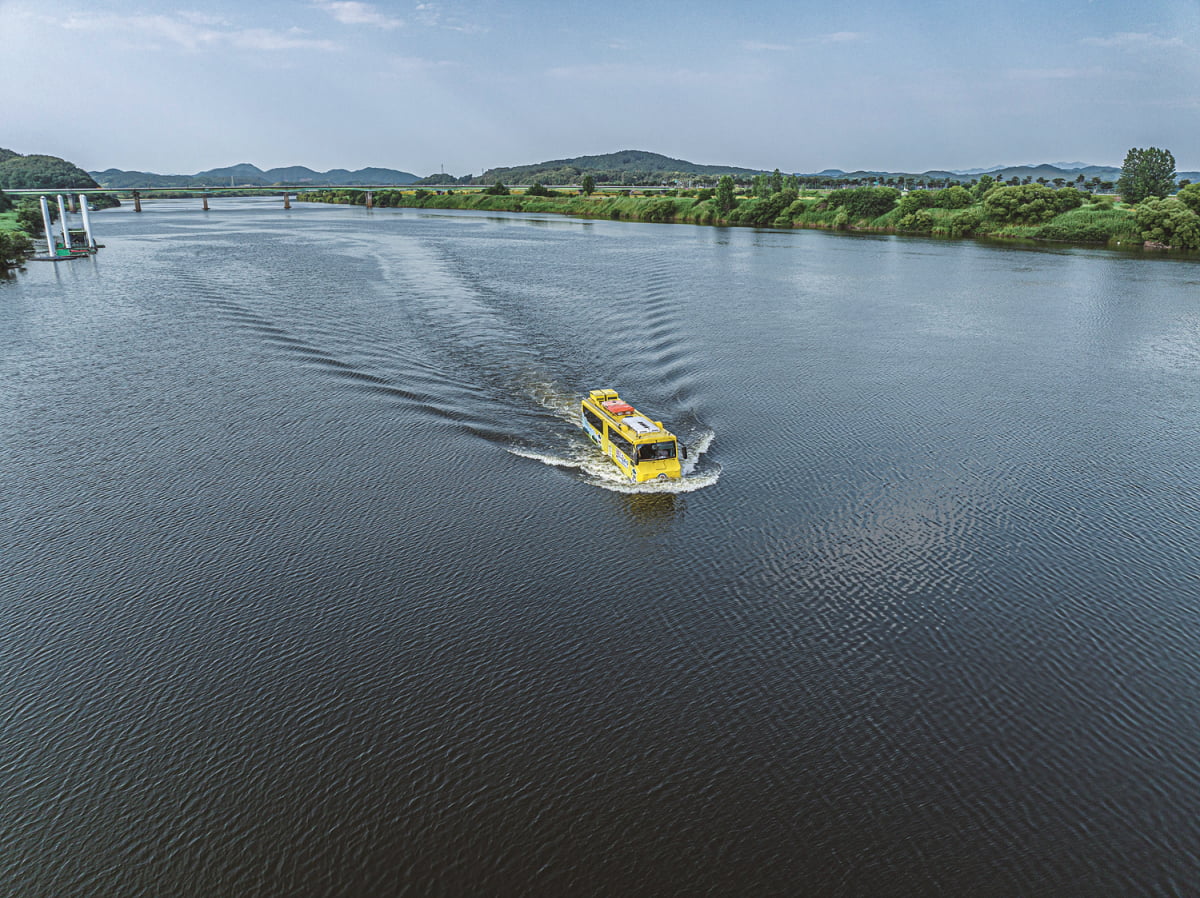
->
78, 155, 1139, 179
3, 0, 1197, 176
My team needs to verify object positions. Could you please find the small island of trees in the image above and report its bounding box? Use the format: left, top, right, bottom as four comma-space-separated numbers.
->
0, 148, 122, 270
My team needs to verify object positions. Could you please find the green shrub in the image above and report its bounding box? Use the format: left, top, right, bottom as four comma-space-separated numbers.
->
898, 209, 935, 232
946, 208, 983, 237
639, 198, 679, 223
16, 200, 49, 233
983, 184, 1067, 223
897, 191, 936, 217
827, 186, 899, 219
933, 185, 973, 209
1054, 186, 1085, 213
1176, 183, 1200, 214
783, 198, 808, 217
0, 230, 32, 267
1133, 197, 1200, 248
730, 189, 797, 227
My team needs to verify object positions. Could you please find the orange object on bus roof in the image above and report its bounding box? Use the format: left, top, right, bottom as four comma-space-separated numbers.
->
602, 400, 634, 415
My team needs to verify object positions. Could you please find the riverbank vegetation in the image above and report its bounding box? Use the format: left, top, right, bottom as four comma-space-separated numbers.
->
0, 180, 115, 268
301, 146, 1200, 252
0, 192, 30, 269
0, 207, 32, 270
295, 181, 1171, 250
0, 148, 122, 268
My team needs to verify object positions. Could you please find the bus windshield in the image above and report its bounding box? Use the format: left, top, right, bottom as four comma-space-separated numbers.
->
637, 441, 676, 462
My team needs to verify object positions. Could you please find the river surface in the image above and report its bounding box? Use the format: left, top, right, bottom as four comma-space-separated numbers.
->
4, 198, 1200, 896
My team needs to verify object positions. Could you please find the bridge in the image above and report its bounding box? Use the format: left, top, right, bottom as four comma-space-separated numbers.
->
7, 184, 414, 212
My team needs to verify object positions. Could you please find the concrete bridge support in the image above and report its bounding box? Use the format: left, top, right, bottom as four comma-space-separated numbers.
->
366, 190, 373, 210
283, 192, 291, 209
132, 190, 142, 213
202, 193, 209, 211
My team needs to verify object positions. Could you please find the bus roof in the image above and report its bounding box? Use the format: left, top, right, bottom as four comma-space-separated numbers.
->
623, 415, 660, 434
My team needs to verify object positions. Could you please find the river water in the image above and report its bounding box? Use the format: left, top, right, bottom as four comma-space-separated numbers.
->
3, 198, 1200, 895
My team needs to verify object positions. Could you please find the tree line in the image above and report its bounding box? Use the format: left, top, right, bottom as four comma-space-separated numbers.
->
298, 146, 1198, 251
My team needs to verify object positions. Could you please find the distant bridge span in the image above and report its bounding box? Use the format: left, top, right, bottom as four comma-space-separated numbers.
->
7, 184, 443, 213
7, 185, 414, 194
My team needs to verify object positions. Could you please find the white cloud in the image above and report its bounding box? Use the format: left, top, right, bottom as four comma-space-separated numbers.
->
230, 28, 340, 51
314, 1, 404, 29
740, 40, 792, 52
767, 32, 866, 47
545, 62, 723, 87
412, 2, 486, 33
414, 3, 440, 27
385, 54, 459, 73
58, 10, 338, 52
1081, 32, 1186, 50
821, 32, 866, 44
179, 11, 231, 27
1006, 66, 1105, 80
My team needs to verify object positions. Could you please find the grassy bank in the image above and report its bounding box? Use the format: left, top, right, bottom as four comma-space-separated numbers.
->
0, 211, 32, 270
298, 186, 1157, 250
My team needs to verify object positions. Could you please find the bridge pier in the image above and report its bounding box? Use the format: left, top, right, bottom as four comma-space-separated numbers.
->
132, 190, 142, 213
366, 190, 373, 210
202, 193, 209, 211
283, 191, 291, 209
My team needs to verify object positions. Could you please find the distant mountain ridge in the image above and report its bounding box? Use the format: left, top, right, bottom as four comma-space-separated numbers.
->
88, 153, 1200, 190
90, 163, 420, 188
814, 162, 1200, 184
467, 151, 1199, 186
818, 163, 1125, 181
950, 161, 1097, 175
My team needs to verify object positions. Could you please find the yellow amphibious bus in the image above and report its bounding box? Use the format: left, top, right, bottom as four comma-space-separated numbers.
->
580, 389, 686, 482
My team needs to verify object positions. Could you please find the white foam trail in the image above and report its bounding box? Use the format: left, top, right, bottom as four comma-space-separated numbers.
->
506, 446, 579, 468
506, 425, 720, 494
680, 428, 715, 477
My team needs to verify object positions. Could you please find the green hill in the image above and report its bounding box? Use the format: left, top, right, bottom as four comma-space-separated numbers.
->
474, 150, 761, 186
0, 151, 100, 190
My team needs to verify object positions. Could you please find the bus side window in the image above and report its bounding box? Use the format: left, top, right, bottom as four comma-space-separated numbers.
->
609, 430, 634, 460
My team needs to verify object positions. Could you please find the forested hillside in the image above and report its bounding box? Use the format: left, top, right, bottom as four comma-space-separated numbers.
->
471, 150, 760, 186
0, 151, 100, 190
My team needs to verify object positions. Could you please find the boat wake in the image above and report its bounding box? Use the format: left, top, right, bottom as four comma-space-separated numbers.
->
313, 227, 719, 495
507, 423, 720, 494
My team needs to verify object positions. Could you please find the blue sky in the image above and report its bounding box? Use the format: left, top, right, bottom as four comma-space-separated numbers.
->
3, 0, 1198, 175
